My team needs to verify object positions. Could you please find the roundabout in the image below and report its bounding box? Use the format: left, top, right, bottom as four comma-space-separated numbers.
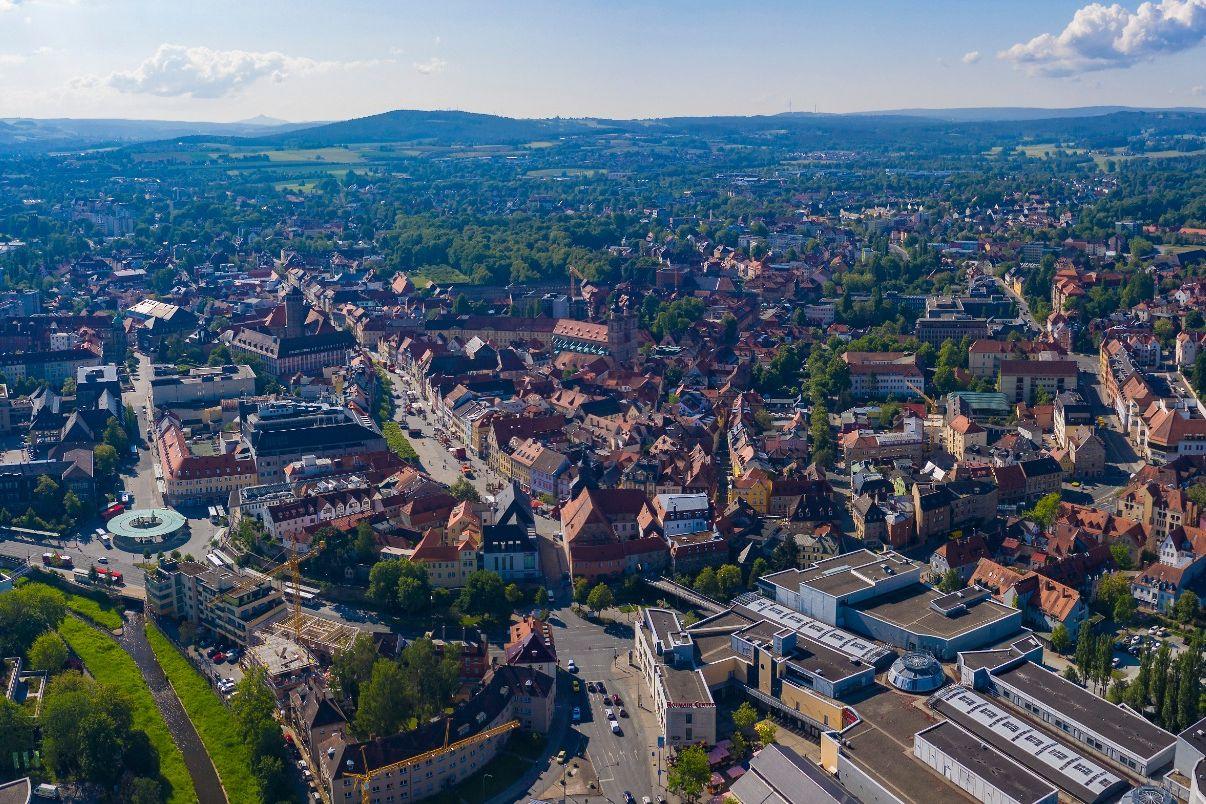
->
107, 507, 189, 551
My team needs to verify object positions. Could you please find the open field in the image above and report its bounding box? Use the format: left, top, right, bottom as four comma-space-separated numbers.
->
525, 167, 603, 178
146, 623, 259, 804
58, 617, 198, 804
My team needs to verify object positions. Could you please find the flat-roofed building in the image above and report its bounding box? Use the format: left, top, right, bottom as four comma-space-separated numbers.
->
633, 608, 717, 749
144, 558, 286, 647
758, 549, 1023, 660
150, 363, 256, 407
914, 720, 1059, 804
928, 684, 1131, 804
987, 659, 1176, 776
999, 360, 1078, 404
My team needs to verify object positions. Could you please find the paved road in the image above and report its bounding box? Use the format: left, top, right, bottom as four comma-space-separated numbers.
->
991, 274, 1039, 333
538, 604, 663, 803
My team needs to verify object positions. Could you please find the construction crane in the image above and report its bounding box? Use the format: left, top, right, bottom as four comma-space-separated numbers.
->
347, 719, 520, 804
262, 537, 306, 646
904, 379, 939, 414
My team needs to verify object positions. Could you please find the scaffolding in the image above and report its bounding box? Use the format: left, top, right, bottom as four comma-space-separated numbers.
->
267, 611, 358, 657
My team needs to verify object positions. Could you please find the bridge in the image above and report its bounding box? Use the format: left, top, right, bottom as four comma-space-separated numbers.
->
644, 576, 725, 615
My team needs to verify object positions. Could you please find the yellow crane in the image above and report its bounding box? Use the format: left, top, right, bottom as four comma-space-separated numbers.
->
904, 379, 939, 414
346, 719, 520, 804
233, 540, 304, 643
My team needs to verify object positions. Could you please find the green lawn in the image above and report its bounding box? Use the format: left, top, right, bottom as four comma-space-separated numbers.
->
58, 618, 198, 804
22, 576, 125, 630
145, 623, 260, 804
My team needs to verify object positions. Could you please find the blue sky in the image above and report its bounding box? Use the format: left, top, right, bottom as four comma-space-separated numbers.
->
1, 0, 1203, 121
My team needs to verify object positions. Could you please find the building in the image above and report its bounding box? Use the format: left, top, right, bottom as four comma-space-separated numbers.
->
318, 666, 548, 804
230, 288, 355, 378
915, 313, 990, 346
647, 492, 711, 536
125, 299, 199, 349
150, 363, 257, 408
1169, 716, 1206, 804
479, 523, 541, 582
943, 415, 987, 460
633, 608, 717, 749
0, 349, 101, 385
758, 549, 1023, 659
144, 558, 287, 646
843, 352, 925, 399
928, 684, 1130, 804
504, 615, 558, 678
156, 413, 259, 505
914, 720, 1058, 804
969, 339, 1023, 380
730, 743, 863, 804
998, 360, 1078, 404
986, 659, 1176, 776
241, 400, 387, 484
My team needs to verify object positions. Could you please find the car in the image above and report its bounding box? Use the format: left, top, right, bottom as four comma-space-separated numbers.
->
213, 652, 226, 663
586, 681, 596, 693
567, 659, 578, 673
95, 528, 107, 539
571, 707, 581, 724
546, 588, 556, 602
96, 556, 108, 564
595, 681, 606, 695
606, 709, 615, 721
624, 792, 634, 803
602, 694, 612, 706
572, 679, 580, 693
611, 722, 622, 735
643, 797, 652, 804
1129, 646, 1141, 655
619, 708, 628, 718
556, 750, 567, 765
1112, 657, 1121, 668
612, 693, 623, 706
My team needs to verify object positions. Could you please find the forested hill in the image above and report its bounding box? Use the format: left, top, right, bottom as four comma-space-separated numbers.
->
246, 108, 1206, 151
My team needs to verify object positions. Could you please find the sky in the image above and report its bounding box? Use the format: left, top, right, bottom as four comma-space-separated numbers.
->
0, 0, 1204, 122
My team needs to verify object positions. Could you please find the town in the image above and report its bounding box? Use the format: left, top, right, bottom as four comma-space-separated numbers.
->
1, 32, 1205, 804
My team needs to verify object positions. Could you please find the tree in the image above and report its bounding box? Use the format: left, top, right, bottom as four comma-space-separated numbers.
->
125, 777, 163, 804
331, 633, 378, 704
716, 565, 743, 599
231, 665, 282, 761
730, 731, 749, 762
586, 583, 614, 614
62, 490, 84, 523
1050, 623, 1070, 654
573, 576, 591, 605
732, 702, 759, 733
938, 568, 962, 593
0, 699, 35, 782
456, 570, 510, 624
0, 583, 66, 657
693, 567, 720, 599
749, 557, 769, 587
1094, 634, 1113, 692
94, 443, 119, 480
1113, 594, 1136, 627
102, 416, 130, 454
355, 660, 410, 739
1109, 542, 1133, 570
1107, 678, 1130, 704
41, 671, 134, 787
1027, 492, 1062, 529
367, 559, 405, 609
1062, 665, 1081, 684
667, 744, 710, 802
28, 631, 68, 673
32, 475, 61, 519
505, 583, 525, 606
1073, 622, 1094, 680
1093, 572, 1132, 614
1174, 591, 1200, 623
534, 587, 549, 607
449, 478, 481, 502
755, 720, 777, 746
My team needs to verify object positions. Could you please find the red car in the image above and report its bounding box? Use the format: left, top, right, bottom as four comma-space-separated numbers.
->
212, 652, 226, 663
612, 694, 623, 706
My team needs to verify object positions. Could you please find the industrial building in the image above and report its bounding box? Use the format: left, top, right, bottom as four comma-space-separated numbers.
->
914, 720, 1059, 804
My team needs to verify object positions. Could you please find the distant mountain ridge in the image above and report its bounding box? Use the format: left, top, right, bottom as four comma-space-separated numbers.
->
2, 105, 1205, 153
864, 105, 1206, 122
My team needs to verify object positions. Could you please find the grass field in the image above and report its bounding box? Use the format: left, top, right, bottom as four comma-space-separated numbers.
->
1015, 143, 1086, 158
256, 147, 365, 163
145, 624, 259, 804
58, 618, 198, 804
524, 167, 603, 178
22, 575, 125, 630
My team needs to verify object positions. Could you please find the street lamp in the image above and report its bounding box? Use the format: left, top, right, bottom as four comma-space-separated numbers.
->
481, 772, 493, 801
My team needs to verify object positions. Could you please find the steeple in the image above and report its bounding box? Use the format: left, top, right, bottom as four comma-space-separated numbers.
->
283, 287, 306, 339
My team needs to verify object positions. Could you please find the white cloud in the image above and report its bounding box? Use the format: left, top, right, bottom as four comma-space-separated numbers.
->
1000, 0, 1206, 76
962, 50, 982, 64
1192, 84, 1205, 94
96, 44, 353, 99
413, 56, 447, 75
0, 53, 25, 64
0, 0, 22, 11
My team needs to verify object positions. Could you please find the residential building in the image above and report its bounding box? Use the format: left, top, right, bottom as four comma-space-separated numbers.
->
155, 413, 259, 505
943, 415, 986, 460
843, 352, 925, 399
999, 360, 1078, 404
144, 559, 286, 646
